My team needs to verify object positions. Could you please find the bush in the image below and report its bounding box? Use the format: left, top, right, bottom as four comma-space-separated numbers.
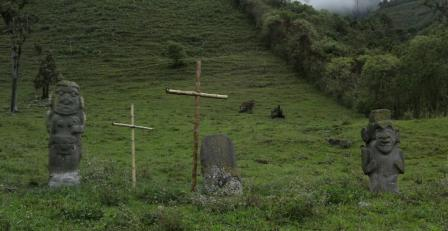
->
98, 185, 129, 207
33, 52, 61, 99
59, 202, 103, 221
103, 206, 142, 231
268, 195, 315, 224
136, 185, 187, 205
166, 41, 187, 68
321, 178, 367, 206
141, 208, 187, 231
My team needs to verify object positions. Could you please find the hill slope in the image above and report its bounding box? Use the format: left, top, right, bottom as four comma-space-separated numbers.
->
0, 0, 447, 230
377, 0, 436, 32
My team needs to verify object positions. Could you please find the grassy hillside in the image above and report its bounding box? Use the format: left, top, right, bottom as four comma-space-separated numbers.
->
0, 0, 447, 230
377, 0, 436, 32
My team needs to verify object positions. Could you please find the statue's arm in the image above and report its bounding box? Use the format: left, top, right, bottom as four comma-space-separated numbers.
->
46, 112, 53, 134
362, 147, 376, 174
394, 150, 405, 174
72, 112, 86, 134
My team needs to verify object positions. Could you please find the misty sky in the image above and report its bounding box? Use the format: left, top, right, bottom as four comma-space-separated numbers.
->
294, 0, 382, 14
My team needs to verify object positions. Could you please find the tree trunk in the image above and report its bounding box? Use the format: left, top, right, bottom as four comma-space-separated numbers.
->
10, 44, 20, 113
42, 84, 49, 99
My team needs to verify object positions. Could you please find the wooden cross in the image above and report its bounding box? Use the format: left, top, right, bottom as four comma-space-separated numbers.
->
166, 60, 228, 192
112, 104, 154, 188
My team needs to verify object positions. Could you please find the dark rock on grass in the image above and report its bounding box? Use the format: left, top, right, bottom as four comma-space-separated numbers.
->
239, 100, 255, 113
328, 138, 353, 149
271, 105, 285, 119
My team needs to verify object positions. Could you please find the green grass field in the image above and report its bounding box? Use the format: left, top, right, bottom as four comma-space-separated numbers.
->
0, 0, 447, 230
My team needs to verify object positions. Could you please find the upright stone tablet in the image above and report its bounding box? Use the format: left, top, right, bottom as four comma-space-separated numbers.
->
47, 80, 86, 187
361, 109, 404, 193
200, 135, 242, 196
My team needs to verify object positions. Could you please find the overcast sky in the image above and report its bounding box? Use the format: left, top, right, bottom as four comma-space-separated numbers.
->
294, 0, 382, 14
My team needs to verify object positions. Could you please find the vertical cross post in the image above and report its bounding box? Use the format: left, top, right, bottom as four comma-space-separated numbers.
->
112, 104, 154, 189
166, 60, 228, 192
192, 60, 201, 192
131, 104, 136, 189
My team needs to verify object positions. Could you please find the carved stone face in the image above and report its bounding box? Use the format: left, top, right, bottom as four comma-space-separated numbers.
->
374, 127, 397, 154
54, 86, 81, 115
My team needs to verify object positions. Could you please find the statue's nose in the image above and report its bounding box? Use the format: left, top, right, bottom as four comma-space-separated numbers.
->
61, 98, 71, 105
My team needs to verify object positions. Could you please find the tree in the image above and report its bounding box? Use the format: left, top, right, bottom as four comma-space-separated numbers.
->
323, 57, 357, 107
166, 41, 186, 68
0, 0, 37, 112
400, 34, 448, 117
356, 54, 401, 116
424, 0, 448, 21
34, 53, 61, 99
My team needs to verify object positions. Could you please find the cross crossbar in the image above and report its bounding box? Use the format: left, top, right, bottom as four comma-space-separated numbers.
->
166, 89, 228, 99
112, 122, 154, 130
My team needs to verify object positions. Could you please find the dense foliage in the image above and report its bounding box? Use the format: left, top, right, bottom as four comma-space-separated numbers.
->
234, 0, 448, 118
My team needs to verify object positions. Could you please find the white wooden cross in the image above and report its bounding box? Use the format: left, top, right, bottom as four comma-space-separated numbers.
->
166, 60, 228, 192
112, 104, 154, 188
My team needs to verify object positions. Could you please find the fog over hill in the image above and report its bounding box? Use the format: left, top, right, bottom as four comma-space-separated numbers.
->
295, 0, 382, 14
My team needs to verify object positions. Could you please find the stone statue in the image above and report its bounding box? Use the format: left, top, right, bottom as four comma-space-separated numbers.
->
200, 135, 243, 196
361, 109, 404, 193
47, 80, 85, 187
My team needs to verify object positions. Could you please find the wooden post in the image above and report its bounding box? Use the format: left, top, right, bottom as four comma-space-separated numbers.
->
131, 104, 136, 189
192, 60, 201, 192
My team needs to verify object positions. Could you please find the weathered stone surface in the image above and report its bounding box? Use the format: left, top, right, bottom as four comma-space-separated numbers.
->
47, 80, 85, 187
200, 135, 242, 196
361, 109, 404, 193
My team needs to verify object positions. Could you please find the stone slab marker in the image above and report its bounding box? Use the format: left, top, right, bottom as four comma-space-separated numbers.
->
200, 135, 242, 196
47, 80, 86, 187
361, 109, 404, 193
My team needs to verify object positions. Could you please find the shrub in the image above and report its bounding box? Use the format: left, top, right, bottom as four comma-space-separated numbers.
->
142, 208, 187, 231
166, 41, 187, 68
33, 52, 61, 99
136, 185, 187, 205
98, 186, 129, 207
269, 196, 314, 223
322, 178, 367, 206
103, 207, 142, 231
59, 202, 103, 221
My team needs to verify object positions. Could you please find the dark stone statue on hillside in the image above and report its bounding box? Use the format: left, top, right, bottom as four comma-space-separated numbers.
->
361, 109, 404, 193
47, 80, 86, 187
200, 135, 242, 196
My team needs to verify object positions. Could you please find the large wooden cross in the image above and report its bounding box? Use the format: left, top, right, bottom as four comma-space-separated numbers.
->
166, 60, 228, 192
112, 104, 154, 188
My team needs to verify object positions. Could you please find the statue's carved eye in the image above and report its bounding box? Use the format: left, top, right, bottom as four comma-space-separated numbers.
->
70, 92, 79, 97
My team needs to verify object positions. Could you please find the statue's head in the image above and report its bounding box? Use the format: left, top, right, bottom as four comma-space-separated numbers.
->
361, 109, 399, 153
374, 124, 398, 154
51, 80, 84, 115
